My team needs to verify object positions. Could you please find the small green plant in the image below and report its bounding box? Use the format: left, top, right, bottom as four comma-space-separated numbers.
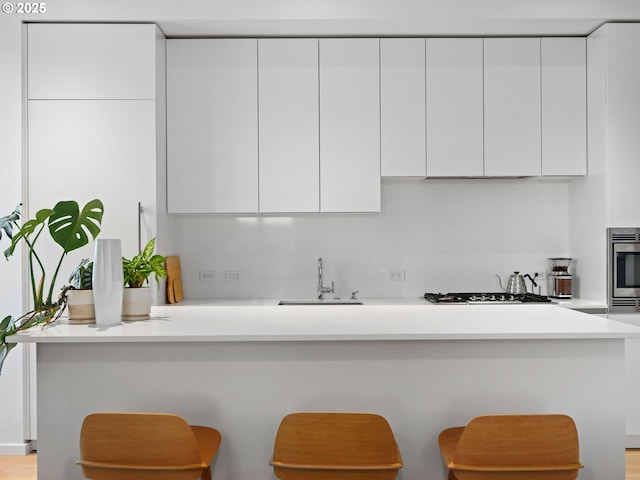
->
0, 199, 104, 373
68, 258, 93, 290
122, 238, 166, 288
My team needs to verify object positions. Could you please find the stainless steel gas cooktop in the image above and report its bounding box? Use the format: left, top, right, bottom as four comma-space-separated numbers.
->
423, 292, 552, 304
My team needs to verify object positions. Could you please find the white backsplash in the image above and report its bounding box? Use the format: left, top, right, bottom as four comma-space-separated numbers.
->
175, 178, 570, 299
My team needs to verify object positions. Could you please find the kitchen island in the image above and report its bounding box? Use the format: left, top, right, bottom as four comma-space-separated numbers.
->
10, 303, 640, 480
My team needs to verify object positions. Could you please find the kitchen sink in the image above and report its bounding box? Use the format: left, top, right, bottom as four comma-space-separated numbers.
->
278, 299, 363, 306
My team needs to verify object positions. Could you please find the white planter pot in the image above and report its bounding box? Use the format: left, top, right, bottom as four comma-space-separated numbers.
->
66, 289, 95, 324
122, 287, 151, 321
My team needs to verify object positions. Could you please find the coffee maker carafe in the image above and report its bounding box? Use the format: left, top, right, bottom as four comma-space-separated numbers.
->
548, 258, 573, 299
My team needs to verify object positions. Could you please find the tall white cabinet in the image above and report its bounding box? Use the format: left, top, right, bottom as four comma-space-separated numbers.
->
167, 39, 259, 214
27, 23, 171, 271
258, 39, 319, 213
587, 24, 640, 228
319, 39, 381, 212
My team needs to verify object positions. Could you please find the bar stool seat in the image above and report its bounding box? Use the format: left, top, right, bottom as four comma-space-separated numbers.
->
438, 414, 583, 480
77, 412, 221, 480
270, 412, 403, 480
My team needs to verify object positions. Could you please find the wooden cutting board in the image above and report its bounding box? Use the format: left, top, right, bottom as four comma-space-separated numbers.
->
165, 256, 184, 304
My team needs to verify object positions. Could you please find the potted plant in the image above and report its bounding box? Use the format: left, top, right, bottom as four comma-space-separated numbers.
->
0, 199, 104, 372
121, 237, 166, 320
66, 258, 95, 324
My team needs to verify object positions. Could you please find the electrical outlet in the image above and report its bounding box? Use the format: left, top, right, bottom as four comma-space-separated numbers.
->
199, 271, 216, 282
389, 269, 406, 281
534, 271, 546, 280
225, 271, 243, 283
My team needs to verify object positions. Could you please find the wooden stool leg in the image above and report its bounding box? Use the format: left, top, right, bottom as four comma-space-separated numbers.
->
201, 466, 213, 480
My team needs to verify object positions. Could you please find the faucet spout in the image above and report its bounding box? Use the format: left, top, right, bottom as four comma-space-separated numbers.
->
317, 257, 334, 300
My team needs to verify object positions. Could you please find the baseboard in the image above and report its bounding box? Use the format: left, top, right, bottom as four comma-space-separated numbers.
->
0, 441, 34, 455
627, 434, 640, 448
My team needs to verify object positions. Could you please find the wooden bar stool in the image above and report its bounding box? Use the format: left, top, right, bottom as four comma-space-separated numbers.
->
77, 412, 222, 480
438, 414, 583, 480
270, 412, 403, 480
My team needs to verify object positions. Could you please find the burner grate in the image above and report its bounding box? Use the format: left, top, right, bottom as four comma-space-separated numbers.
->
423, 292, 551, 304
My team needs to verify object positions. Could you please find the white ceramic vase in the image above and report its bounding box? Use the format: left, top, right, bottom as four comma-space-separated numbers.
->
92, 239, 124, 326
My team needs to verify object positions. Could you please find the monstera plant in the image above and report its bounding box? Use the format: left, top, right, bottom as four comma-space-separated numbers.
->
0, 199, 104, 373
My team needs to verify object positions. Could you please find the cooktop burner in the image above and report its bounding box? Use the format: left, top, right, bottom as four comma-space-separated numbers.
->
423, 292, 551, 304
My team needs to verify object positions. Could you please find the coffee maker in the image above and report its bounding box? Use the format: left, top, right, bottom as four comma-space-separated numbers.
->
548, 258, 573, 299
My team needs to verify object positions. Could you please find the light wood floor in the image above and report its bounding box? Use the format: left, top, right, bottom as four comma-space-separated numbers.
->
628, 449, 640, 480
1, 450, 639, 479
0, 452, 36, 480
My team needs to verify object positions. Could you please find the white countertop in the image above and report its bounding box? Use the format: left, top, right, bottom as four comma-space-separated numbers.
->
9, 302, 640, 343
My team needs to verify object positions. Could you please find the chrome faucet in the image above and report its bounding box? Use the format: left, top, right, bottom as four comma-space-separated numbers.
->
317, 257, 334, 300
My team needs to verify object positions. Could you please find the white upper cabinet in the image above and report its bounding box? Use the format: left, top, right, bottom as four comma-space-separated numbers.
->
258, 39, 320, 213
594, 24, 640, 227
426, 38, 484, 177
167, 39, 259, 213
380, 38, 426, 177
27, 24, 157, 100
319, 39, 381, 212
541, 38, 587, 176
484, 38, 541, 177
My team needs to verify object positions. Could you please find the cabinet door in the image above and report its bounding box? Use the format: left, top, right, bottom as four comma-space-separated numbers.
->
380, 38, 426, 177
604, 24, 640, 227
27, 24, 157, 100
28, 100, 157, 292
319, 39, 381, 212
541, 38, 587, 176
426, 38, 484, 177
167, 39, 258, 213
484, 38, 541, 176
258, 39, 319, 213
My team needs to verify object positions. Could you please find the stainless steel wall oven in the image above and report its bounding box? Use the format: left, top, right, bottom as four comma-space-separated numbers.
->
608, 228, 640, 312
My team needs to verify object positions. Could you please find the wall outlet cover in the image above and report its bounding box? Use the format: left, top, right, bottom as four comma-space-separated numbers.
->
199, 271, 216, 282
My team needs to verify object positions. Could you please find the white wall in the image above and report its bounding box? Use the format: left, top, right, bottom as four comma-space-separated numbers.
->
178, 179, 571, 299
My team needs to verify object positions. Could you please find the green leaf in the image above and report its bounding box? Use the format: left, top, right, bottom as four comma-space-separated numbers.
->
4, 208, 54, 259
142, 237, 156, 261
68, 258, 92, 289
0, 204, 21, 242
48, 199, 104, 254
0, 342, 16, 374
0, 315, 13, 331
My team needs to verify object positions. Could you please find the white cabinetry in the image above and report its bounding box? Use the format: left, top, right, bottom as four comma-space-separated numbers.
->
426, 38, 484, 177
319, 39, 380, 212
27, 23, 171, 290
258, 39, 319, 213
591, 24, 640, 227
484, 38, 541, 177
380, 38, 426, 177
167, 39, 258, 214
27, 24, 157, 100
608, 313, 640, 447
541, 38, 587, 176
